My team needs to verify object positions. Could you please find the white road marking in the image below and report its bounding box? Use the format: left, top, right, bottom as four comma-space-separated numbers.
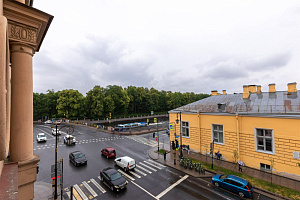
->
129, 171, 141, 178
82, 181, 97, 197
139, 162, 157, 172
131, 181, 158, 200
74, 184, 88, 200
136, 165, 152, 174
117, 169, 135, 181
93, 178, 106, 194
134, 168, 147, 176
144, 161, 163, 169
147, 159, 166, 168
156, 175, 189, 199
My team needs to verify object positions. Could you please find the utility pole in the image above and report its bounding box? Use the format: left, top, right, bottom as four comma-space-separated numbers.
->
54, 122, 58, 199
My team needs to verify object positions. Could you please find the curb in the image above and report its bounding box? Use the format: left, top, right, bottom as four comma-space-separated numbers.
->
148, 147, 292, 200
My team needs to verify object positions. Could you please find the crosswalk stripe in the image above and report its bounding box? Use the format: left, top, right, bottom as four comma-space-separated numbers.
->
139, 162, 157, 172
66, 191, 77, 200
136, 165, 152, 174
134, 168, 147, 176
82, 181, 97, 198
129, 171, 141, 178
117, 169, 135, 181
147, 159, 166, 168
92, 178, 106, 194
144, 161, 163, 169
72, 185, 82, 200
74, 184, 88, 200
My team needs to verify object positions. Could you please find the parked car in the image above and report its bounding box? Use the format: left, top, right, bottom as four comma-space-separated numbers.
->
100, 167, 128, 192
114, 156, 136, 171
44, 120, 52, 124
36, 133, 47, 142
69, 151, 87, 167
52, 128, 61, 135
101, 147, 116, 158
211, 174, 253, 198
64, 135, 76, 145
54, 120, 61, 125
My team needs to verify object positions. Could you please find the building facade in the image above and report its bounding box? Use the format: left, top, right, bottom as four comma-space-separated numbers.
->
169, 83, 300, 177
0, 0, 52, 199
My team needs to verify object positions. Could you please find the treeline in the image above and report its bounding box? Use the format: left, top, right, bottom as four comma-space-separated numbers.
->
33, 85, 210, 121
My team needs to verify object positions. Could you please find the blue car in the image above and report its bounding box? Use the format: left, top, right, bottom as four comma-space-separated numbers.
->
212, 174, 253, 198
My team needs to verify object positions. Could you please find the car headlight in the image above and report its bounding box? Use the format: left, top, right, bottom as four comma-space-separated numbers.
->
114, 185, 119, 188
212, 178, 214, 180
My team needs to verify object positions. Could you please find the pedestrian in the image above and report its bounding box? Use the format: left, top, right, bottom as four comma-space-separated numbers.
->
187, 145, 190, 154
239, 163, 243, 172
216, 151, 220, 160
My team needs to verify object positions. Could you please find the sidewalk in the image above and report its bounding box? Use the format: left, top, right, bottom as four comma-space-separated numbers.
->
148, 144, 294, 200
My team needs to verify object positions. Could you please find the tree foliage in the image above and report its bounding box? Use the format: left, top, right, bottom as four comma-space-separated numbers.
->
33, 85, 210, 120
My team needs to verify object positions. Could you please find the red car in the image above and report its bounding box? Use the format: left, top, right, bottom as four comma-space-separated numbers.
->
101, 147, 116, 158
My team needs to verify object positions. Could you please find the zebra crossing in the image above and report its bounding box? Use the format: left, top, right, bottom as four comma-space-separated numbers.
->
125, 135, 164, 147
64, 159, 166, 200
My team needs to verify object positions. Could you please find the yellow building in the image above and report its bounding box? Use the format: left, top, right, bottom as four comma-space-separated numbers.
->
169, 83, 300, 177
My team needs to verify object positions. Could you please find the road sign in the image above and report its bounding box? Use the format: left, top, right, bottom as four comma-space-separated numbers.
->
155, 132, 158, 138
151, 111, 154, 115
154, 118, 157, 123
147, 119, 149, 122
169, 124, 173, 130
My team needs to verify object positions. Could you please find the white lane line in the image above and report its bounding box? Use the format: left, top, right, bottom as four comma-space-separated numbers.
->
139, 162, 157, 172
147, 159, 166, 168
74, 184, 88, 200
78, 131, 84, 135
93, 178, 106, 194
134, 168, 147, 176
82, 181, 97, 198
129, 171, 141, 178
156, 175, 189, 199
136, 165, 152, 174
117, 169, 135, 181
144, 161, 163, 169
131, 181, 158, 200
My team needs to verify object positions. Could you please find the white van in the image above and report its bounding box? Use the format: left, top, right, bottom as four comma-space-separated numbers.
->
114, 156, 136, 171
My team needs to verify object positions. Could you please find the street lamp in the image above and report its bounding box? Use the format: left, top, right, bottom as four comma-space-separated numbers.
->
175, 112, 183, 159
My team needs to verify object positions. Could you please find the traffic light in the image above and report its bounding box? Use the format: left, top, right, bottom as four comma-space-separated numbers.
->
175, 140, 179, 148
153, 132, 155, 138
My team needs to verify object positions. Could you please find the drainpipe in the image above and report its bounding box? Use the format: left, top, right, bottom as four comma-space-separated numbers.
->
198, 112, 201, 153
236, 114, 240, 158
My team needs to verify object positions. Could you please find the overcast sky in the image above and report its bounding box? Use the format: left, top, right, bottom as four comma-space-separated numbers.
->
32, 0, 300, 95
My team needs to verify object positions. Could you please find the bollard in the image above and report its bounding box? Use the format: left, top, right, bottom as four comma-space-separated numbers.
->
164, 152, 166, 160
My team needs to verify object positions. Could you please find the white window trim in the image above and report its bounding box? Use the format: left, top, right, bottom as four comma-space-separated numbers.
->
211, 124, 224, 145
255, 128, 275, 155
181, 121, 190, 138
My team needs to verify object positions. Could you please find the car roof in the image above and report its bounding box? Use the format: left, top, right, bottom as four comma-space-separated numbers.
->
71, 151, 83, 155
227, 175, 248, 185
118, 156, 134, 161
37, 133, 45, 135
103, 167, 118, 175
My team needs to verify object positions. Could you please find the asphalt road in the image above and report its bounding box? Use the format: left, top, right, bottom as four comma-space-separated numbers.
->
33, 123, 274, 200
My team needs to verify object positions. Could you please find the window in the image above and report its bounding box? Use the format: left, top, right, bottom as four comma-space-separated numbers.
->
181, 121, 189, 137
212, 124, 224, 144
260, 163, 271, 171
255, 128, 274, 154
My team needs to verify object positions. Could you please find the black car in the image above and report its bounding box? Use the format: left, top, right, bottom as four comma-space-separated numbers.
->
69, 151, 87, 167
100, 167, 128, 192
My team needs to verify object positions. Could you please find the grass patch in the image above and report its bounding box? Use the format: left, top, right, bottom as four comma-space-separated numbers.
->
184, 157, 300, 200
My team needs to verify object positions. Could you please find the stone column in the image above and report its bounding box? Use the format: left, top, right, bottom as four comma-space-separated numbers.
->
10, 42, 39, 200
10, 42, 34, 162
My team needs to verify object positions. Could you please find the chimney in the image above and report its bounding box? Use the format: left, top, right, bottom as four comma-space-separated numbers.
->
268, 83, 276, 93
257, 85, 261, 93
211, 90, 218, 96
222, 90, 227, 95
243, 85, 249, 98
248, 85, 257, 93
287, 82, 297, 93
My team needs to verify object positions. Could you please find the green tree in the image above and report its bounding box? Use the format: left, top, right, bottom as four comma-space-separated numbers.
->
105, 85, 129, 115
56, 89, 84, 119
85, 86, 105, 118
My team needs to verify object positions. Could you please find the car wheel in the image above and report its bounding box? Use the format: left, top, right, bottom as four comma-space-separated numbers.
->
110, 185, 114, 191
214, 182, 219, 187
238, 192, 245, 198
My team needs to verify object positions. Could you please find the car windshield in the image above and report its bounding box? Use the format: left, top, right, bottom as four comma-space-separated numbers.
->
110, 150, 115, 153
110, 172, 122, 181
38, 134, 45, 138
75, 153, 84, 159
219, 175, 228, 180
